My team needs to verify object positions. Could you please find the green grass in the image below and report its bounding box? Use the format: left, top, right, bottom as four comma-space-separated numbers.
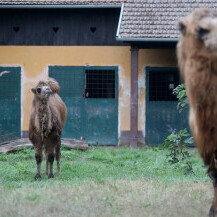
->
0, 147, 212, 217
0, 146, 208, 187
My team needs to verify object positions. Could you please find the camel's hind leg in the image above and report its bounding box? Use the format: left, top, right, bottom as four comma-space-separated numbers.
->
45, 151, 49, 175
208, 168, 217, 217
55, 139, 61, 175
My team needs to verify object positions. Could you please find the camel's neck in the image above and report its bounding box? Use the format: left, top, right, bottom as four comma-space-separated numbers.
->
189, 51, 217, 77
34, 98, 50, 127
33, 98, 52, 139
33, 98, 49, 114
186, 53, 217, 108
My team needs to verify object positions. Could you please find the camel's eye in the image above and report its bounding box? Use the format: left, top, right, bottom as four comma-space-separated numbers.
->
178, 21, 186, 35
36, 87, 41, 94
196, 27, 210, 38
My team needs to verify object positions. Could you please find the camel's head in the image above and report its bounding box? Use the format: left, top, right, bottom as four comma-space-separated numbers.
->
178, 8, 217, 53
31, 81, 52, 101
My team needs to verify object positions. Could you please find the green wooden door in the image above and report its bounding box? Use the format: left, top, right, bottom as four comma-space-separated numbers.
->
0, 67, 21, 142
49, 66, 85, 140
85, 67, 118, 145
145, 67, 188, 145
49, 66, 118, 145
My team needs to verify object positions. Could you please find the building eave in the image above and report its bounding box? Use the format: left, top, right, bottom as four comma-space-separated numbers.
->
116, 37, 179, 42
0, 4, 122, 9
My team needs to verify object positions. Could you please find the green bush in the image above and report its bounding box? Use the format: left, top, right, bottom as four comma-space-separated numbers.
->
173, 84, 189, 112
163, 84, 195, 175
163, 129, 194, 175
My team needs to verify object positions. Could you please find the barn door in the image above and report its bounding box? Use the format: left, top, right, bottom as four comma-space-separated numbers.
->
49, 66, 118, 145
49, 66, 85, 140
0, 67, 21, 143
84, 67, 118, 145
145, 67, 188, 145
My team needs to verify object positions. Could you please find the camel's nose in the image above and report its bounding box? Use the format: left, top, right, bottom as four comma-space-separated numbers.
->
45, 87, 52, 96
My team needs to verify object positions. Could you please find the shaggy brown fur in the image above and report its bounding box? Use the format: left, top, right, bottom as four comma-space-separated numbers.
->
177, 8, 217, 217
29, 78, 67, 179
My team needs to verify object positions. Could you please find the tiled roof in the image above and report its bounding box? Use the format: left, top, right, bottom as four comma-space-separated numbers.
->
0, 0, 124, 5
119, 0, 217, 39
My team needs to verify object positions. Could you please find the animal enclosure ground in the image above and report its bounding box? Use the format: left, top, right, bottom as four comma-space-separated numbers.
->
0, 147, 213, 217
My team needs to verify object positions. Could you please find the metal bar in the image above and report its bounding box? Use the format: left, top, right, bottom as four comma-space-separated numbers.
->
130, 45, 138, 148
116, 3, 124, 38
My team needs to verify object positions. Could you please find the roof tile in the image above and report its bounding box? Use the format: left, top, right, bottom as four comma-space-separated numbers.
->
119, 0, 217, 39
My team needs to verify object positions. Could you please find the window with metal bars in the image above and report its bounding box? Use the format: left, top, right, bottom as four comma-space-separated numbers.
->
149, 69, 179, 101
85, 69, 115, 98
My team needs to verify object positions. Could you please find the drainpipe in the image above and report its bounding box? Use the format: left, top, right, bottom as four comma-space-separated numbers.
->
130, 45, 138, 148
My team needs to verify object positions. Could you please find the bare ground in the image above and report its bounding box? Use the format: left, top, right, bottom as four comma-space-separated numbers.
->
0, 180, 212, 217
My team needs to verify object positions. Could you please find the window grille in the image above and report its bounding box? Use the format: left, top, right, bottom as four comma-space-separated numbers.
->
149, 69, 179, 101
85, 69, 115, 98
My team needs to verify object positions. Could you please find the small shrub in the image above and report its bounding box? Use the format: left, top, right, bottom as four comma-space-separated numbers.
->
163, 129, 194, 175
163, 84, 195, 175
173, 84, 189, 112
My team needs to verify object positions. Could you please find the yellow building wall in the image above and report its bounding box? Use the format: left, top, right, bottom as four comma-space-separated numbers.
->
0, 46, 177, 141
0, 46, 131, 133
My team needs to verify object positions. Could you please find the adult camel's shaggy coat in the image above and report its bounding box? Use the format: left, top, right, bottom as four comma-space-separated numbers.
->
177, 8, 217, 217
29, 78, 67, 179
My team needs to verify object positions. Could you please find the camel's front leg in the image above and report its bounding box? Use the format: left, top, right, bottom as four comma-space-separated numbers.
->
48, 152, 54, 179
46, 137, 55, 179
31, 134, 43, 180
34, 145, 43, 180
44, 145, 49, 175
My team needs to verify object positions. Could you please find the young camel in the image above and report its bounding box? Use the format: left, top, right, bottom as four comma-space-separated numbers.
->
29, 78, 67, 179
177, 8, 217, 217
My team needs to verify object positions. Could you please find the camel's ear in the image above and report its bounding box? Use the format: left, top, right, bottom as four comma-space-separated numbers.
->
178, 20, 186, 36
31, 88, 36, 94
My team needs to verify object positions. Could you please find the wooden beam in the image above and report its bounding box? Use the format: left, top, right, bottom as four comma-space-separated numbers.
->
0, 138, 88, 154
130, 45, 139, 148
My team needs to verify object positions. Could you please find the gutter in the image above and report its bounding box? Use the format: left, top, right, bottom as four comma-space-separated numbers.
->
116, 37, 179, 42
116, 3, 124, 37
0, 4, 122, 9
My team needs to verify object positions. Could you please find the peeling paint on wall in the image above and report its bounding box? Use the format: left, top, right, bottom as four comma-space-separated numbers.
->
21, 66, 49, 132
118, 65, 130, 134
138, 68, 146, 137
0, 70, 10, 77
